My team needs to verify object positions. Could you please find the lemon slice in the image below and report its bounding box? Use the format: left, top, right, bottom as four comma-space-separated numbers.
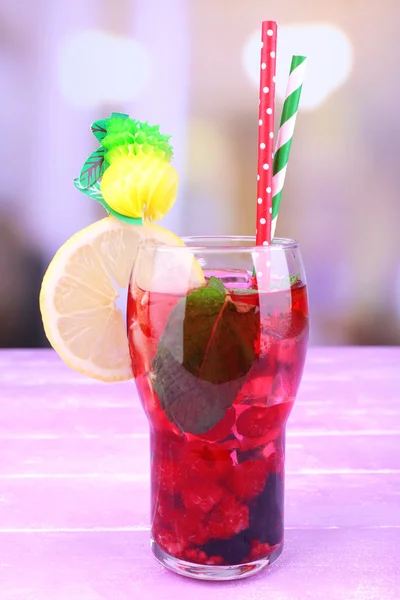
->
40, 217, 204, 382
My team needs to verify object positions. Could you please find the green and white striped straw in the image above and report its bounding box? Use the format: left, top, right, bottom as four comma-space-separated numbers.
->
272, 55, 307, 238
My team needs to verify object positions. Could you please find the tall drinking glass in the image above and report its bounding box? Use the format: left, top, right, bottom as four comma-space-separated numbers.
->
127, 237, 309, 581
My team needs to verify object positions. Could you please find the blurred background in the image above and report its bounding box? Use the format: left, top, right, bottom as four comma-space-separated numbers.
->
0, 0, 399, 348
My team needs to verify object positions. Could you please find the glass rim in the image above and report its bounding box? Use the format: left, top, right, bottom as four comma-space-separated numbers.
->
146, 236, 299, 252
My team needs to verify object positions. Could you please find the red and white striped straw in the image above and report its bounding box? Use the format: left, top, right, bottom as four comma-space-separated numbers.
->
256, 21, 277, 246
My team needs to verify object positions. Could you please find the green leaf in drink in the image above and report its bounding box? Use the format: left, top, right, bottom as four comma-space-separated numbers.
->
207, 276, 228, 295
152, 278, 260, 434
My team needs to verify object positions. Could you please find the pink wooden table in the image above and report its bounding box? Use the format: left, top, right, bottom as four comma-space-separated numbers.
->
0, 348, 399, 599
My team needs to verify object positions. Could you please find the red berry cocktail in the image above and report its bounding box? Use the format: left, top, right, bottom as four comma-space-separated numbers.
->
128, 237, 308, 580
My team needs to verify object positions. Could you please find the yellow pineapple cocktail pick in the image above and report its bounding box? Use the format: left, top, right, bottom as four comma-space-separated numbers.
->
74, 112, 179, 224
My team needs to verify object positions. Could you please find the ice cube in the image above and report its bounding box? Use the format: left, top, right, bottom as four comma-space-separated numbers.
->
204, 269, 253, 290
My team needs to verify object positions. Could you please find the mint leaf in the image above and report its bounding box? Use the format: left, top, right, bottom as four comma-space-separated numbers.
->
207, 276, 228, 295
183, 291, 258, 384
231, 288, 257, 295
152, 346, 243, 435
152, 281, 260, 434
289, 274, 299, 286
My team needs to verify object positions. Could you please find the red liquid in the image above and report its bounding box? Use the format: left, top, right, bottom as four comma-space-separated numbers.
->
128, 281, 308, 566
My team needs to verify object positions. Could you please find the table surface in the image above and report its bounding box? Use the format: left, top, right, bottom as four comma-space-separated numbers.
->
0, 348, 399, 600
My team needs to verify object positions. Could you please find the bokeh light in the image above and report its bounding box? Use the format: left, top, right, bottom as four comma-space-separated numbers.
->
243, 23, 353, 110
58, 29, 151, 108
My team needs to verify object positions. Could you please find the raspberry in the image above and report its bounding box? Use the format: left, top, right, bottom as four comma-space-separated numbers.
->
270, 373, 291, 402
207, 494, 249, 540
183, 548, 208, 564
153, 491, 175, 517
174, 510, 210, 546
235, 373, 274, 405
248, 540, 274, 561
263, 448, 284, 474
152, 432, 185, 493
205, 555, 225, 565
181, 481, 224, 514
197, 407, 236, 442
237, 403, 292, 441
154, 455, 181, 493
238, 429, 280, 452
228, 459, 269, 501
154, 527, 185, 558
152, 431, 184, 462
237, 406, 276, 438
179, 441, 233, 484
280, 309, 308, 339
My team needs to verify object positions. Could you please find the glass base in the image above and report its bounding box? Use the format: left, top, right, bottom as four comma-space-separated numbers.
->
151, 539, 283, 581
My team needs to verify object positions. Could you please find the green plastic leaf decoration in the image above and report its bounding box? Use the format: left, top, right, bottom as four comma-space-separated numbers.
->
91, 113, 128, 143
74, 112, 174, 226
91, 119, 108, 143
74, 179, 104, 203
152, 278, 260, 434
109, 112, 129, 120
73, 179, 143, 225
101, 202, 143, 225
79, 147, 106, 188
